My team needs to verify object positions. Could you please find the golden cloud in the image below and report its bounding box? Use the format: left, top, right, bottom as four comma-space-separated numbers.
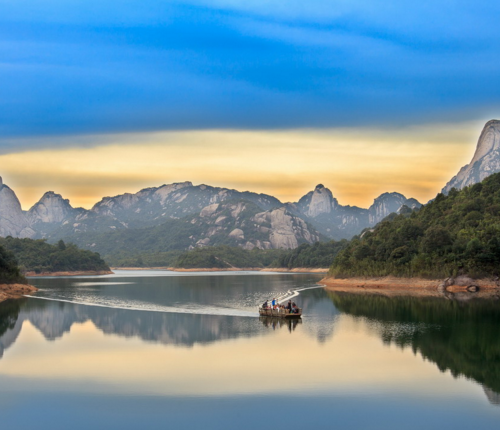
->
0, 122, 481, 209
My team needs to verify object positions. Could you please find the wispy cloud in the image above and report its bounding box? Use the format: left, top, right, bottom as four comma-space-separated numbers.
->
0, 122, 481, 209
0, 1, 499, 140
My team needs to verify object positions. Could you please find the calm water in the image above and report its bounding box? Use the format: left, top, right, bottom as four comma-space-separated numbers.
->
1, 270, 500, 429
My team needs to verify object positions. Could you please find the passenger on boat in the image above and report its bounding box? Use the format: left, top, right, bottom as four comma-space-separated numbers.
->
272, 298, 277, 307
262, 300, 269, 309
286, 300, 292, 312
292, 303, 298, 313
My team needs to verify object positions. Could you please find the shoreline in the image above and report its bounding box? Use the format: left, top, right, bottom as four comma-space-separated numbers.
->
25, 270, 114, 277
0, 283, 38, 304
111, 267, 329, 273
320, 276, 500, 298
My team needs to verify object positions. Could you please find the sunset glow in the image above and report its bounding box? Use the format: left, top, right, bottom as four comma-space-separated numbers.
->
2, 122, 481, 209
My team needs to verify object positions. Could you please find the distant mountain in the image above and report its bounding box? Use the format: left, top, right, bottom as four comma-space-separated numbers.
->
287, 184, 421, 239
368, 192, 421, 225
0, 176, 421, 252
442, 119, 500, 194
0, 177, 35, 239
67, 200, 323, 255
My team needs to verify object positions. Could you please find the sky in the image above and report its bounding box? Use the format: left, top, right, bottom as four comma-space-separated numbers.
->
1, 0, 499, 209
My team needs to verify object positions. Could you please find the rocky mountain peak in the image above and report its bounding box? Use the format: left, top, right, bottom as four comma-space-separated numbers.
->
469, 119, 500, 165
153, 181, 193, 203
0, 180, 35, 238
296, 184, 338, 218
372, 192, 405, 202
28, 191, 75, 224
442, 120, 500, 194
368, 192, 420, 225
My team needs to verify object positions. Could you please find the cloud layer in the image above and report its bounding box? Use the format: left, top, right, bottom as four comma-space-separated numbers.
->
1, 1, 499, 141
0, 124, 479, 209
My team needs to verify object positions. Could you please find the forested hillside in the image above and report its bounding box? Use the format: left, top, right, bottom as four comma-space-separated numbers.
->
330, 172, 500, 279
274, 240, 349, 269
109, 240, 347, 269
173, 246, 283, 269
0, 245, 25, 284
0, 237, 110, 274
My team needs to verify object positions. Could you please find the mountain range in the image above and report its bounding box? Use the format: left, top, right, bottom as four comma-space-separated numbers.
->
1, 119, 498, 252
0, 176, 421, 252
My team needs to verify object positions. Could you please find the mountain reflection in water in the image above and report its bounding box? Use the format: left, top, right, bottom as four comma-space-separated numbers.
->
0, 299, 262, 355
2, 275, 500, 409
0, 283, 338, 361
327, 291, 500, 404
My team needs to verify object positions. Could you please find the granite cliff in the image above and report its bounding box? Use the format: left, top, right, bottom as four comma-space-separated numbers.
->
28, 191, 76, 224
0, 177, 420, 251
287, 184, 421, 239
442, 120, 500, 194
0, 177, 35, 238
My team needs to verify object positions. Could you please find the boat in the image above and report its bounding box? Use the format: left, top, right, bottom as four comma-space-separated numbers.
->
258, 307, 302, 318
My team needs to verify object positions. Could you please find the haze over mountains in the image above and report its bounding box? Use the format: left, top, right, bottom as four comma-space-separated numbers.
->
0, 176, 420, 251
1, 119, 499, 252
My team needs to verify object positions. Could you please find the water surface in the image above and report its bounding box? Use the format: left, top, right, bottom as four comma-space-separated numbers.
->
1, 270, 499, 429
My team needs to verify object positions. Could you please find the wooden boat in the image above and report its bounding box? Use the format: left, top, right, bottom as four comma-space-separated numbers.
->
258, 307, 302, 318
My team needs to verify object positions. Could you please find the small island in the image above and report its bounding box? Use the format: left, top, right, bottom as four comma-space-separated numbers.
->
0, 237, 112, 278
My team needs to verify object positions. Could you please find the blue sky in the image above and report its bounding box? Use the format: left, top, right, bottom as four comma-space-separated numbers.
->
1, 0, 500, 140
0, 1, 499, 208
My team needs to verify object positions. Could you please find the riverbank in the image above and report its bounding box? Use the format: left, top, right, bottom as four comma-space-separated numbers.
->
111, 267, 329, 273
0, 283, 38, 303
25, 270, 114, 277
320, 276, 500, 298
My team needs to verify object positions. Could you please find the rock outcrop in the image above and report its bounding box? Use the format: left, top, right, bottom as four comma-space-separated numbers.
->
368, 192, 421, 225
184, 202, 321, 250
28, 191, 76, 224
296, 184, 338, 218
442, 120, 500, 194
0, 176, 420, 248
90, 182, 282, 224
288, 185, 421, 240
267, 207, 316, 249
0, 177, 35, 238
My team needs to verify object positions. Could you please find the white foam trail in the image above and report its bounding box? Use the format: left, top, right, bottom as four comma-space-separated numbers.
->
277, 285, 324, 304
25, 283, 325, 318
24, 295, 257, 318
73, 282, 135, 287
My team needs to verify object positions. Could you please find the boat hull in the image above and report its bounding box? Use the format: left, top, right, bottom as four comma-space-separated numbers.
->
258, 308, 302, 318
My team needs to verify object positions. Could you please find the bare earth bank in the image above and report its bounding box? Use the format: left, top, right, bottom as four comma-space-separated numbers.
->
111, 267, 329, 273
0, 283, 38, 303
321, 276, 500, 298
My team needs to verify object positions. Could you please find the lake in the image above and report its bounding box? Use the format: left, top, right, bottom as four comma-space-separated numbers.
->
1, 270, 500, 429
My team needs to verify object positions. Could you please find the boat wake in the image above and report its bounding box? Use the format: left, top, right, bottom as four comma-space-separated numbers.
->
24, 284, 325, 318
276, 285, 324, 304
25, 295, 258, 318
